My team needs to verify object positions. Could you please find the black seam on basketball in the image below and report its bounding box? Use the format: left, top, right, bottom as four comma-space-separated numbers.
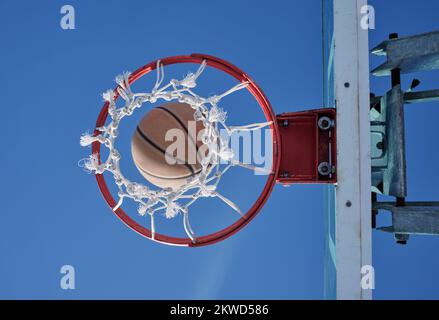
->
136, 126, 195, 175
157, 105, 201, 173
134, 133, 194, 178
157, 106, 190, 132
135, 160, 202, 180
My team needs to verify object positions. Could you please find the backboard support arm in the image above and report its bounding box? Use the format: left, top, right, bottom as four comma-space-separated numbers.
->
276, 108, 337, 185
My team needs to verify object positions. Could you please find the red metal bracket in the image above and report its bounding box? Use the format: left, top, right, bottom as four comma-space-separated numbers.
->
276, 108, 337, 185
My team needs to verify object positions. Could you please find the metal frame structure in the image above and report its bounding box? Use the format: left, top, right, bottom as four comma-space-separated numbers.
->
277, 108, 337, 185
371, 31, 439, 242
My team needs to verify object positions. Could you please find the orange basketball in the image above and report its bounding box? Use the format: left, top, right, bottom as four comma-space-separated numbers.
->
131, 102, 205, 189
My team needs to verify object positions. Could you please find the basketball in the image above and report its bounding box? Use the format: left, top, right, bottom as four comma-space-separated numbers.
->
131, 102, 205, 189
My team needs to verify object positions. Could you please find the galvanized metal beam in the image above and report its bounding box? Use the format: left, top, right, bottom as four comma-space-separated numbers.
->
404, 89, 439, 104
371, 31, 439, 76
374, 202, 439, 236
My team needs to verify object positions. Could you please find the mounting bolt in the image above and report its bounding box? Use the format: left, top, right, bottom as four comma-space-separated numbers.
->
346, 200, 352, 207
282, 119, 289, 128
344, 82, 350, 88
395, 233, 409, 245
318, 116, 334, 130
318, 162, 331, 176
281, 171, 290, 178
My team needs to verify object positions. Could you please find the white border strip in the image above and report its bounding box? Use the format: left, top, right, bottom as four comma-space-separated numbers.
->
333, 0, 372, 300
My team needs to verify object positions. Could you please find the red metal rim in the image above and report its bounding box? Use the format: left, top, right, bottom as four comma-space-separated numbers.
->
91, 53, 281, 247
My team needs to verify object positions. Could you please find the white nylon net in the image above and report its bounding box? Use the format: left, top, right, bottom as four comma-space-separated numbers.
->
79, 61, 271, 242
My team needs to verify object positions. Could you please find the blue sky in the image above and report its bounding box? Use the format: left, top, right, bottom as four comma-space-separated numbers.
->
0, 0, 438, 299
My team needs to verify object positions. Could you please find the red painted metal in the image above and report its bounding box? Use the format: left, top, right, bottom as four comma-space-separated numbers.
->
91, 54, 281, 247
276, 108, 337, 185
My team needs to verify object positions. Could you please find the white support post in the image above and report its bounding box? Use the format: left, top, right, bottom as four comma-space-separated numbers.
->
333, 0, 372, 300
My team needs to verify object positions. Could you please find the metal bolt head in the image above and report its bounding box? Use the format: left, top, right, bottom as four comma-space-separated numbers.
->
281, 171, 290, 178
318, 162, 331, 176
318, 116, 333, 130
376, 141, 383, 150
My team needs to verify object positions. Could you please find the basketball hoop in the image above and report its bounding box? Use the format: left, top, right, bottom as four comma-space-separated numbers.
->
80, 54, 281, 247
